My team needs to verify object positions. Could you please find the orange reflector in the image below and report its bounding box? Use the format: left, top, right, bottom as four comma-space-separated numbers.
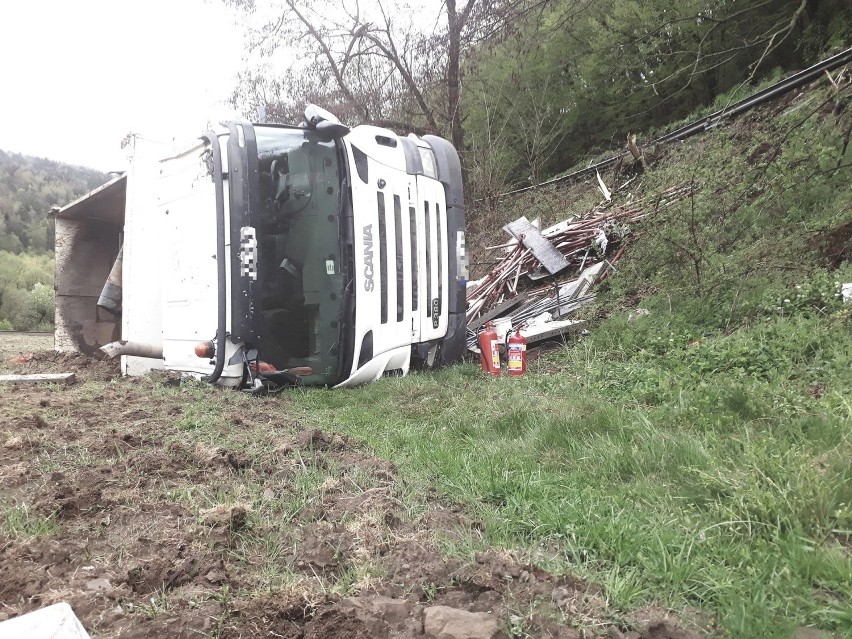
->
194, 341, 215, 358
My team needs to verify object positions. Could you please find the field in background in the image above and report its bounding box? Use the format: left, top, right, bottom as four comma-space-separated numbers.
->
0, 332, 52, 362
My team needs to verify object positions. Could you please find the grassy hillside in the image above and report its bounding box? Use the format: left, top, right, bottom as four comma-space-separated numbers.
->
0, 149, 107, 253
282, 76, 852, 635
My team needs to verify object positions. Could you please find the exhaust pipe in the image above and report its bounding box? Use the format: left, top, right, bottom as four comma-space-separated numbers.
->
99, 340, 163, 360
97, 245, 124, 314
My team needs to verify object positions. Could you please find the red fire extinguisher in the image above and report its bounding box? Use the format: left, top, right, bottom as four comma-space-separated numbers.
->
478, 321, 501, 376
507, 326, 527, 376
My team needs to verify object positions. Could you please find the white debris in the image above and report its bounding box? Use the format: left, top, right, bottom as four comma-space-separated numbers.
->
520, 318, 586, 343
466, 276, 485, 290
595, 231, 608, 253
628, 308, 651, 322
0, 603, 91, 639
526, 312, 553, 327
492, 317, 513, 344
541, 217, 576, 237
556, 262, 606, 307
596, 170, 612, 201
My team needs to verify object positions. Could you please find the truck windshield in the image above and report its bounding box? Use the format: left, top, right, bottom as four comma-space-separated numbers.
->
253, 126, 345, 386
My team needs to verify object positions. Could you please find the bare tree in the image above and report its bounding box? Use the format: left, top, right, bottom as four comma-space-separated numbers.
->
512, 76, 569, 185
227, 0, 544, 156
467, 93, 517, 211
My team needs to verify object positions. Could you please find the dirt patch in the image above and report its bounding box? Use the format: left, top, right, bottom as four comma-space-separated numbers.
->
746, 141, 774, 165
4, 348, 120, 382
194, 444, 253, 470
0, 333, 53, 366
625, 607, 707, 639
0, 342, 708, 637
814, 218, 852, 269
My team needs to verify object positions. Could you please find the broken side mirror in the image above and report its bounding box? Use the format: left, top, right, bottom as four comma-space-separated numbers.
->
314, 120, 350, 141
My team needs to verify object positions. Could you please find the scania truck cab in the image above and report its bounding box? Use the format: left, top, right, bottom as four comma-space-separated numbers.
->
55, 107, 468, 390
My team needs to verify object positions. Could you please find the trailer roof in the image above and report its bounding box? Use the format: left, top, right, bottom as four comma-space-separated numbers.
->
53, 173, 126, 224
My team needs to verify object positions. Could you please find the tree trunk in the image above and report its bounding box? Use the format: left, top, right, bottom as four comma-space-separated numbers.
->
446, 0, 468, 187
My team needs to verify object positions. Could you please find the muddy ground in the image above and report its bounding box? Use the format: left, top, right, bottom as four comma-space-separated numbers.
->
0, 340, 704, 638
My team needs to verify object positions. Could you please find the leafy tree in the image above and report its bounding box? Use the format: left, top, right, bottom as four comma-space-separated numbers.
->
226, 0, 849, 206
27, 282, 55, 330
0, 150, 104, 329
462, 0, 850, 187
0, 250, 55, 330
0, 149, 108, 255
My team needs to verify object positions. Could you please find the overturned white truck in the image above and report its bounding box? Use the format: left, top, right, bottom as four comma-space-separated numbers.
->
54, 107, 468, 390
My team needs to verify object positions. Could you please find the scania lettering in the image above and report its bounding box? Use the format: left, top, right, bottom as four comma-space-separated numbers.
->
363, 225, 375, 292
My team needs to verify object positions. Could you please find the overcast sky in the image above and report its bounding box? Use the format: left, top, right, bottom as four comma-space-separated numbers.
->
0, 0, 247, 172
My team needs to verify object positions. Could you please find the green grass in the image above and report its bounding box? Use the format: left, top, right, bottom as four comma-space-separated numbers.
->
275, 312, 851, 636
263, 86, 852, 636
1, 502, 59, 540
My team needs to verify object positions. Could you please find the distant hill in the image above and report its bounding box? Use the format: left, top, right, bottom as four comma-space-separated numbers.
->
0, 149, 109, 254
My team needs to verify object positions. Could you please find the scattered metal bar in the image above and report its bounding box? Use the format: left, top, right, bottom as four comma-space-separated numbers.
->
467, 292, 528, 330
505, 217, 570, 275
467, 179, 704, 351
0, 373, 76, 385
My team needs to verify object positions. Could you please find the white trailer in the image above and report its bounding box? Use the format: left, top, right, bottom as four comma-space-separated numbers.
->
54, 107, 468, 390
